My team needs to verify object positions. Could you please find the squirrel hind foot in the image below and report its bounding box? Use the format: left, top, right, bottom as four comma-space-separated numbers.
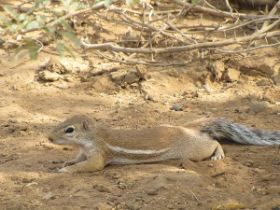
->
211, 153, 224, 161
210, 145, 225, 161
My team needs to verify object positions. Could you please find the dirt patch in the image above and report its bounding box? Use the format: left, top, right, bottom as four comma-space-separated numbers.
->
1, 49, 280, 209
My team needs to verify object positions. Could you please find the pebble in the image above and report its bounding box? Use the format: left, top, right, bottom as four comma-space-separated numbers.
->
250, 101, 270, 113
170, 103, 183, 111
42, 192, 56, 200
93, 184, 112, 193
223, 68, 240, 82
38, 71, 60, 82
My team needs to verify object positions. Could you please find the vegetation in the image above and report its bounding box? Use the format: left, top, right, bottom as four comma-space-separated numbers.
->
0, 0, 280, 65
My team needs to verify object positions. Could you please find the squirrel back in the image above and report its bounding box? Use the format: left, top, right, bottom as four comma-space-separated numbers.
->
201, 119, 280, 145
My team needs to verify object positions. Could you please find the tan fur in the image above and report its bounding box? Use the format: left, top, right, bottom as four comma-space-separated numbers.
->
48, 115, 225, 173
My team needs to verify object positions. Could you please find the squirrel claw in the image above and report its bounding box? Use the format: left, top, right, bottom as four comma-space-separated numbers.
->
211, 154, 224, 161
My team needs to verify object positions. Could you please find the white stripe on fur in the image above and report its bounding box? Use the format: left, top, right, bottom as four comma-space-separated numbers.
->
106, 143, 169, 155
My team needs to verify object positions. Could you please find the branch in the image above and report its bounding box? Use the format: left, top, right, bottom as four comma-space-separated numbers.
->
260, 0, 280, 31
215, 42, 280, 54
95, 51, 190, 66
175, 0, 278, 19
82, 30, 280, 54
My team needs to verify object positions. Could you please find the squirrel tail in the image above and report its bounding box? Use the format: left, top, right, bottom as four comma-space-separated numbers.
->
201, 118, 280, 145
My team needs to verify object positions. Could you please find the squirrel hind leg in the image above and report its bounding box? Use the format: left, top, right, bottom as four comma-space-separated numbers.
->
180, 140, 225, 162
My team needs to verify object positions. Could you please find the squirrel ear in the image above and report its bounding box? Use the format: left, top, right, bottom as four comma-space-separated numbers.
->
82, 120, 90, 130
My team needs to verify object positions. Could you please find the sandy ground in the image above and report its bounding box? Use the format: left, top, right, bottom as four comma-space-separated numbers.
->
0, 48, 280, 210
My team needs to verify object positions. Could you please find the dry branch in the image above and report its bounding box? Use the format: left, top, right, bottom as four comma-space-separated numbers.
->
82, 30, 280, 54
6, 0, 280, 67
175, 0, 278, 19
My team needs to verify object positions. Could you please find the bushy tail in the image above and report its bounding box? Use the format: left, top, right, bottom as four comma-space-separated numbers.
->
201, 119, 280, 145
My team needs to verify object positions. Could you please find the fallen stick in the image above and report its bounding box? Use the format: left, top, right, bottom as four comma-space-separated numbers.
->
82, 30, 280, 54
175, 0, 278, 19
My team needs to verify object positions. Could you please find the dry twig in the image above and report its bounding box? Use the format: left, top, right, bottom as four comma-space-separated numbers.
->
81, 30, 280, 54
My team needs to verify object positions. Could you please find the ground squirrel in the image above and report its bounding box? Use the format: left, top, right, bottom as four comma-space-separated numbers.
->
48, 115, 280, 173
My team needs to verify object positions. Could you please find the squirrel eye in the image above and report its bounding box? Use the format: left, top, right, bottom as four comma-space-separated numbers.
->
65, 126, 74, 134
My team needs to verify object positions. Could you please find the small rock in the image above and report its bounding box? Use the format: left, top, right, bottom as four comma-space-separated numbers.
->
212, 199, 247, 210
126, 200, 142, 210
94, 202, 112, 210
272, 207, 280, 210
273, 72, 280, 85
93, 184, 112, 193
91, 76, 116, 93
124, 70, 140, 84
182, 91, 199, 98
144, 94, 154, 101
38, 71, 60, 82
208, 60, 225, 81
245, 161, 254, 167
267, 186, 280, 194
110, 71, 127, 84
38, 57, 52, 70
170, 103, 183, 111
223, 68, 240, 82
259, 174, 278, 182
145, 175, 168, 196
25, 182, 38, 187
59, 57, 90, 73
261, 61, 280, 77
54, 82, 68, 89
8, 118, 17, 123
42, 192, 56, 200
0, 38, 5, 46
231, 57, 279, 77
146, 189, 159, 196
22, 178, 35, 183
117, 181, 127, 190
122, 27, 144, 47
208, 163, 214, 167
252, 168, 264, 173
63, 75, 75, 82
12, 85, 18, 91
256, 79, 273, 86
250, 101, 270, 113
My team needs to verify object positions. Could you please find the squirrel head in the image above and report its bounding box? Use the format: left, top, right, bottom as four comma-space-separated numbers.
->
48, 115, 94, 147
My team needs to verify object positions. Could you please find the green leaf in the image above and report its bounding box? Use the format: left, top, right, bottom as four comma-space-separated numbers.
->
8, 24, 20, 32
104, 0, 113, 7
25, 39, 40, 59
44, 26, 56, 35
191, 0, 199, 4
126, 0, 140, 7
60, 31, 80, 47
56, 41, 75, 57
0, 15, 11, 26
3, 5, 19, 21
25, 20, 41, 30
18, 14, 28, 22
60, 20, 74, 32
